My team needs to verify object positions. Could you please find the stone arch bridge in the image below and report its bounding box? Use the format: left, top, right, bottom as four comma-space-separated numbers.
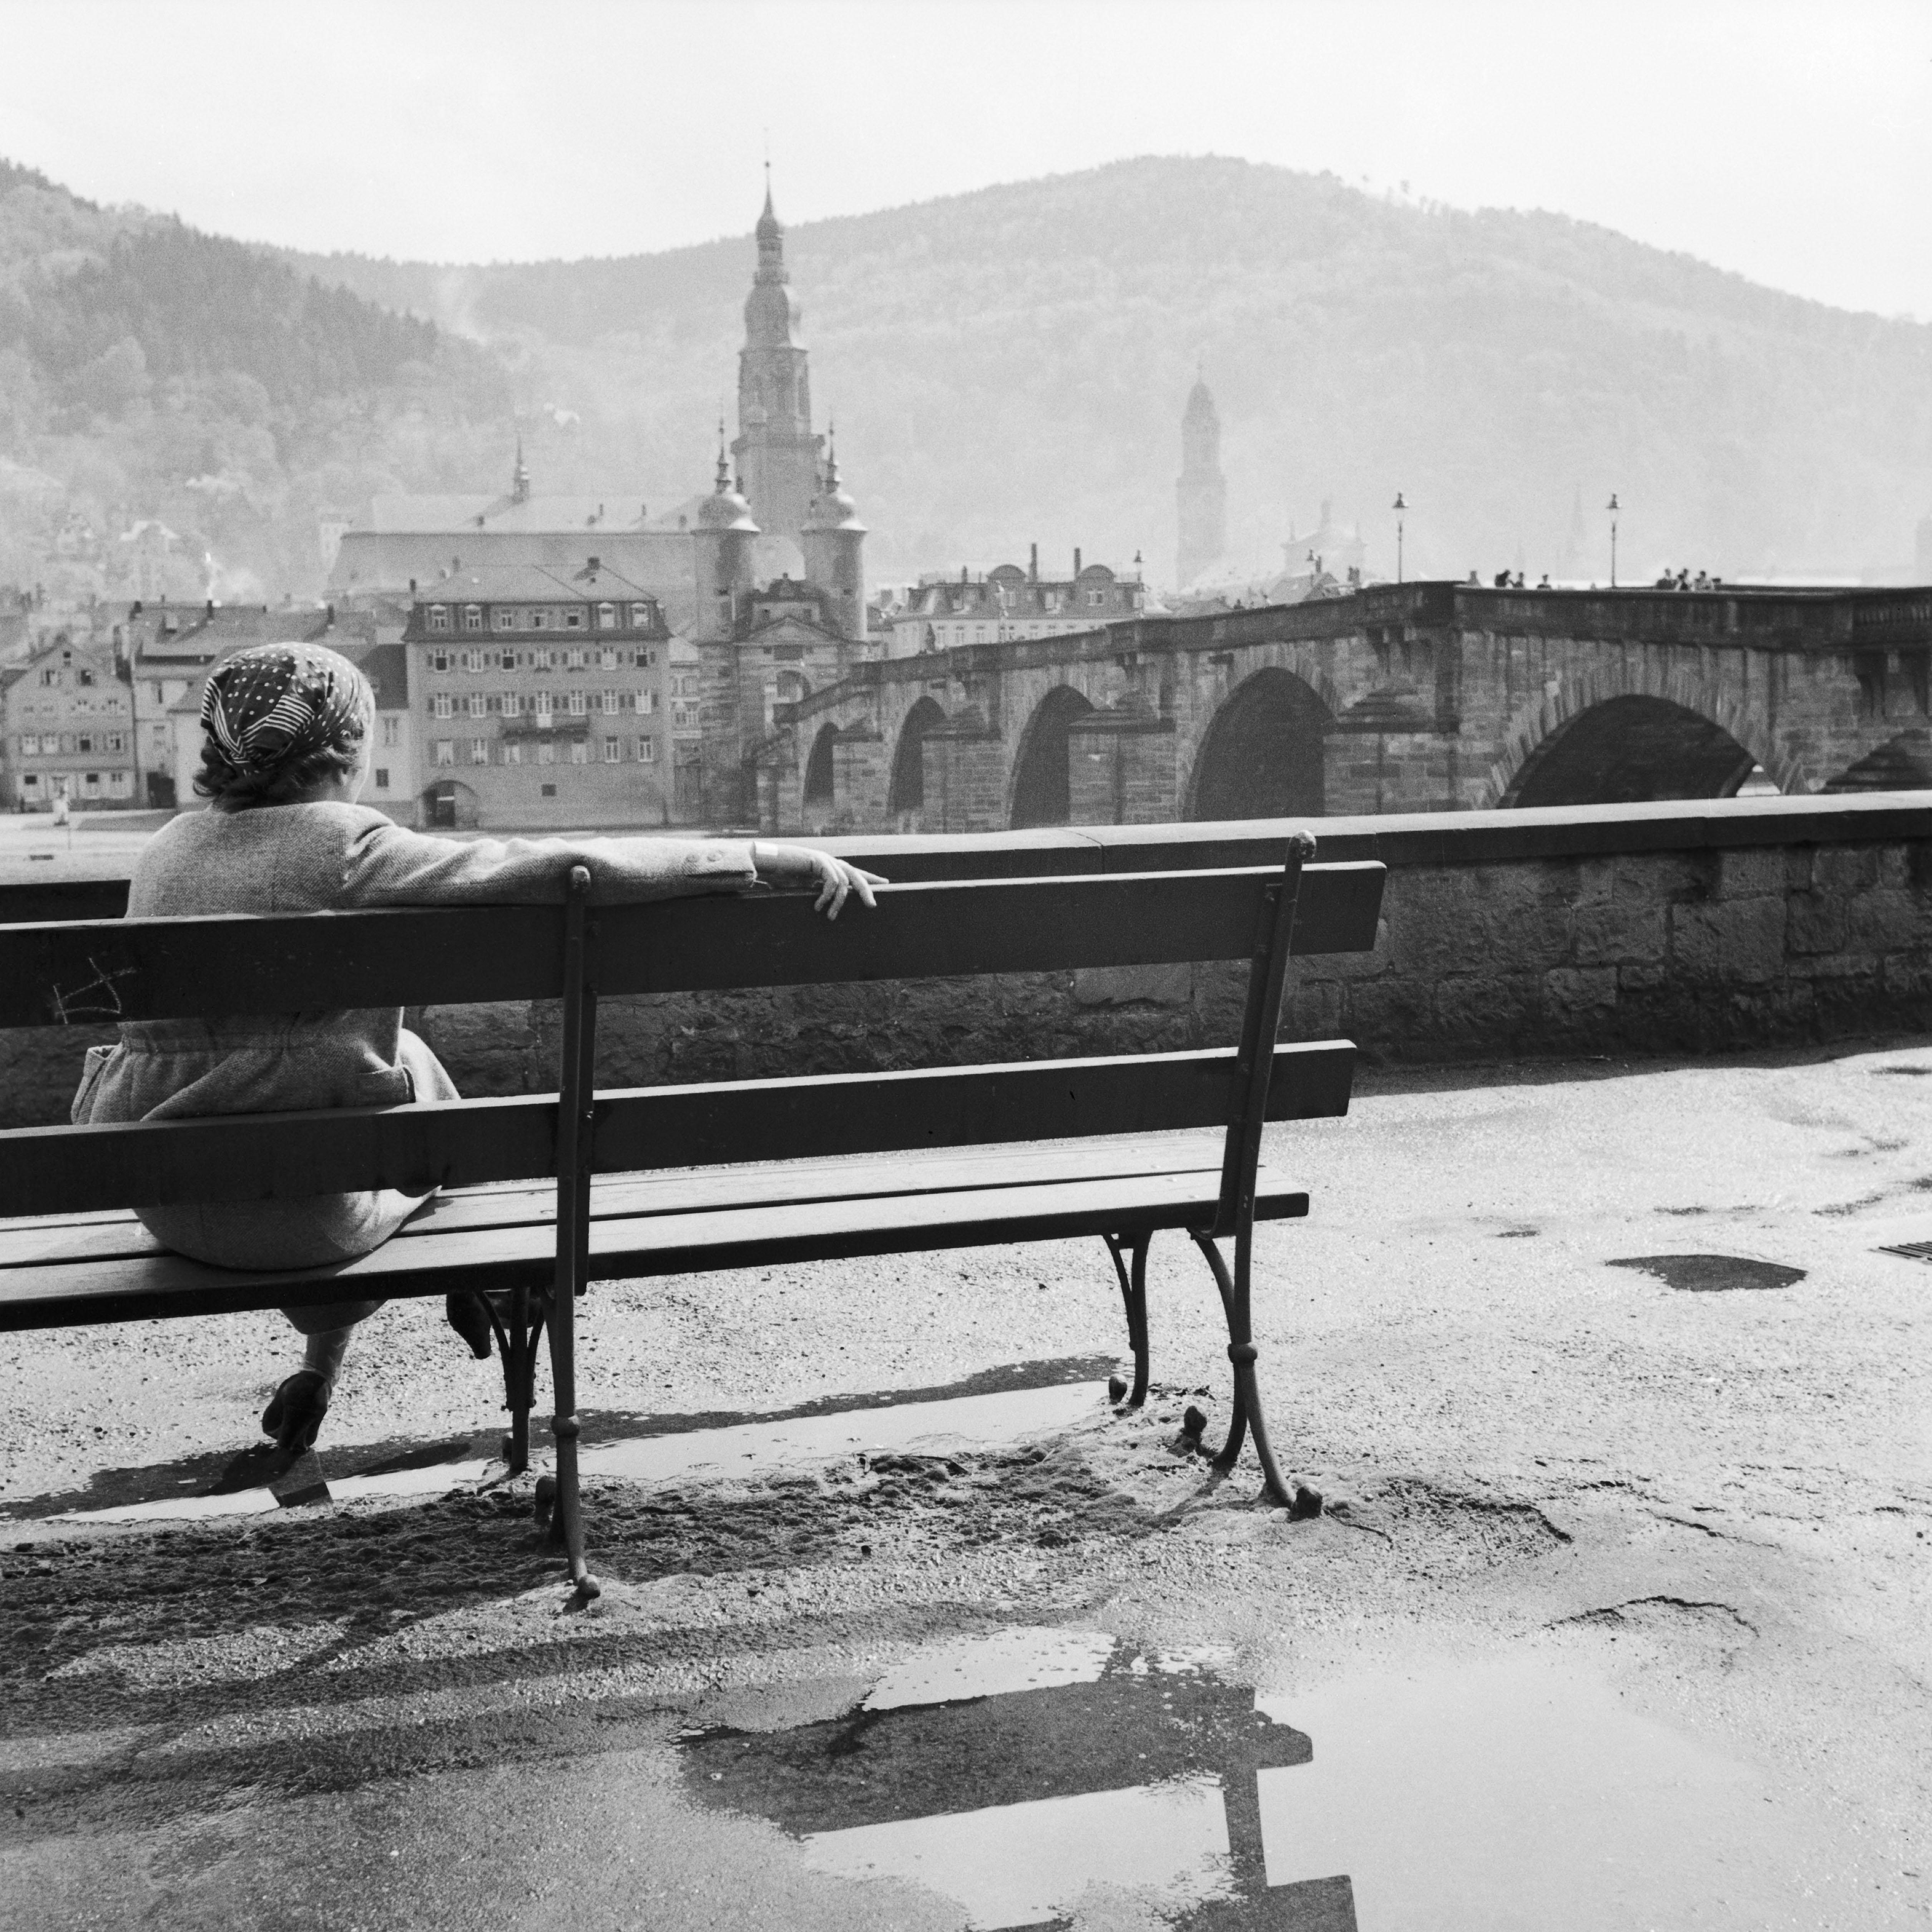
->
757, 580, 1932, 835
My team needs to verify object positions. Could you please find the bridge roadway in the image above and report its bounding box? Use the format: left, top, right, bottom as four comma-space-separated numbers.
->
760, 580, 1932, 837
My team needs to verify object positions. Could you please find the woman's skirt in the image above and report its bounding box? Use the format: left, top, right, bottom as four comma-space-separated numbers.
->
131, 1030, 458, 1283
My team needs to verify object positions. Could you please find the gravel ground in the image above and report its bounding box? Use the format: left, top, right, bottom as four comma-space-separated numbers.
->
3, 1045, 1930, 1929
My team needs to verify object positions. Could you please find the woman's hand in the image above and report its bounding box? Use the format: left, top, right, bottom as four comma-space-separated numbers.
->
751, 843, 887, 920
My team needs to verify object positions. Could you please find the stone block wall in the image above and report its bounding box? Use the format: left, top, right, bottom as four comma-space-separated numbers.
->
1285, 834, 1932, 1062
7, 796, 1932, 1128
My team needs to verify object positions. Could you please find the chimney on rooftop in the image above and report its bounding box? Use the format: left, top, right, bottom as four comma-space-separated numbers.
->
1073, 548, 1082, 577
409, 578, 417, 595
1029, 543, 1038, 583
205, 599, 214, 618
588, 556, 600, 574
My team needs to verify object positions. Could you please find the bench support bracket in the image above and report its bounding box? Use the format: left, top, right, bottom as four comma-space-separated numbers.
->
482, 1282, 549, 1475
1101, 1232, 1151, 1407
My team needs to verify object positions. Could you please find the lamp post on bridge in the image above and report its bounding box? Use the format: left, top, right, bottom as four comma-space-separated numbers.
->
1392, 492, 1407, 584
1607, 493, 1620, 588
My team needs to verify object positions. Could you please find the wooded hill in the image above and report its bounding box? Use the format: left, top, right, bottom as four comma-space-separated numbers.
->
291, 156, 1932, 587
0, 159, 504, 598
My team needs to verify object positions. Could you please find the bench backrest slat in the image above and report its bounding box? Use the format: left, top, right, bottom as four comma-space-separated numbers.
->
0, 1040, 1356, 1219
0, 863, 1384, 1029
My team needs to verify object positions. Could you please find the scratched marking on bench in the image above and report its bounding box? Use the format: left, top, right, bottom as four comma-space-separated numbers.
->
49, 957, 138, 1024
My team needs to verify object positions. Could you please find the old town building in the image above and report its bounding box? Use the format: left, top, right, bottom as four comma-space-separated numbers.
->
0, 634, 136, 810
319, 182, 875, 830
402, 561, 673, 829
884, 552, 1149, 659
327, 183, 867, 658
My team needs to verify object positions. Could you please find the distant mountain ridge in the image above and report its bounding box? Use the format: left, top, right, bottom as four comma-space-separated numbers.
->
284, 156, 1932, 585
2, 156, 1927, 602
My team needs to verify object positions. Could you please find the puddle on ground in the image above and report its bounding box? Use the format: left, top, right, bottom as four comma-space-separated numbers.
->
680, 1635, 1894, 1931
1607, 1253, 1806, 1292
682, 1630, 1339, 1929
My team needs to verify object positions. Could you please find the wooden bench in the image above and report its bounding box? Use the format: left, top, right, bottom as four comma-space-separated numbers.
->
0, 832, 1384, 1601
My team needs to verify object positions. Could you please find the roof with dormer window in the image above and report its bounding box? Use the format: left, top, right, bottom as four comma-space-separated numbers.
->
416, 563, 657, 605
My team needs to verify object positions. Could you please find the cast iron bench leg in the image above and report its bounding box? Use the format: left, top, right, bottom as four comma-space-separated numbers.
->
1190, 1226, 1301, 1508
544, 1272, 599, 1602
1102, 1231, 1152, 1407
540, 862, 600, 1605
1188, 830, 1322, 1517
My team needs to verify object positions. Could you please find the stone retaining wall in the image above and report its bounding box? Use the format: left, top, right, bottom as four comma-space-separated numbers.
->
7, 794, 1932, 1129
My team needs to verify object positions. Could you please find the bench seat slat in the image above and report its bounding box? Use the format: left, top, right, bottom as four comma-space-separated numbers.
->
0, 1164, 1311, 1331
0, 863, 1384, 1028
0, 1132, 1243, 1269
0, 1041, 1356, 1218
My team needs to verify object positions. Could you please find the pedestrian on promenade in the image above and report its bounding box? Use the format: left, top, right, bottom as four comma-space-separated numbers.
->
70, 643, 884, 1454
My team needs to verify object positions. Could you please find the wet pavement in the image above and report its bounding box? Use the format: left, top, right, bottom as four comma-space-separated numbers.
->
5, 1044, 1932, 1928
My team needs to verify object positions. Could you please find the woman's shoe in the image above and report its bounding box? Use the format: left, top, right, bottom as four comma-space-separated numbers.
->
261, 1370, 331, 1454
445, 1291, 495, 1360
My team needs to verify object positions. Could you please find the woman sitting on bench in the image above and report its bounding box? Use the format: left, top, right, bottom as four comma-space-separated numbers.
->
70, 642, 882, 1454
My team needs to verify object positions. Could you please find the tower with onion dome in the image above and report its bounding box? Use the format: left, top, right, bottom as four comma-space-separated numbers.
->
691, 430, 760, 641
730, 173, 825, 556
801, 435, 868, 639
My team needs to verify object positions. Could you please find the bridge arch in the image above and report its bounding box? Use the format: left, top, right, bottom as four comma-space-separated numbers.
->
1485, 666, 1804, 806
887, 696, 947, 816
802, 722, 837, 806
1009, 685, 1096, 828
1501, 696, 1759, 806
1185, 667, 1330, 821
1822, 730, 1932, 792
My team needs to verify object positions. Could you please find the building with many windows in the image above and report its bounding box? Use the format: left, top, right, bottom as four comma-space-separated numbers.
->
884, 552, 1149, 659
402, 560, 673, 828
0, 634, 137, 810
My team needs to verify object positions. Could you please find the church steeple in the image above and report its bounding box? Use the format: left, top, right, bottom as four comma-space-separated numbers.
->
1176, 370, 1226, 588
732, 173, 823, 553
755, 163, 782, 256
510, 435, 530, 507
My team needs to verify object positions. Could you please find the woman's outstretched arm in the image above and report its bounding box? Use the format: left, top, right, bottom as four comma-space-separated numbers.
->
336, 814, 882, 916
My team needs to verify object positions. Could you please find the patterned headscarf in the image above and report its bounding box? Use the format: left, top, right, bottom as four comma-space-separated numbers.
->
200, 643, 370, 773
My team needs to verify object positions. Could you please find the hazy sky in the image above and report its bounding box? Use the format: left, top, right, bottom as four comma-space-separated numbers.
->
5, 0, 1930, 319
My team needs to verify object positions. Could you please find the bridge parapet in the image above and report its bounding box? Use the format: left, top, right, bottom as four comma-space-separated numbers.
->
11, 796, 1932, 1130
